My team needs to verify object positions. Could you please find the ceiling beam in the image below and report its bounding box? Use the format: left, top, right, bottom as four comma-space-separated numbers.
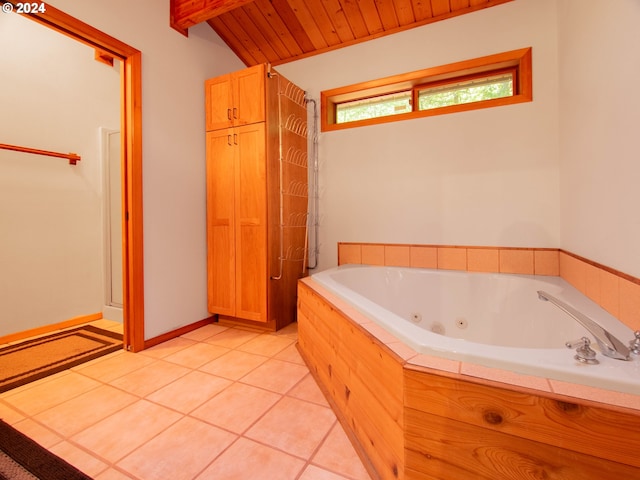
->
171, 0, 257, 36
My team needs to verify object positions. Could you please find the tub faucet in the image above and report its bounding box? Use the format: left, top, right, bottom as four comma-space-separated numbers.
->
537, 291, 631, 361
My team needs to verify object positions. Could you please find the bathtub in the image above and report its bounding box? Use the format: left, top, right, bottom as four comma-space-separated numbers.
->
311, 264, 640, 395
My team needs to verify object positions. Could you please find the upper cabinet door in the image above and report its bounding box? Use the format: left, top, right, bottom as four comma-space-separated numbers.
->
205, 64, 265, 131
205, 74, 233, 131
234, 64, 265, 126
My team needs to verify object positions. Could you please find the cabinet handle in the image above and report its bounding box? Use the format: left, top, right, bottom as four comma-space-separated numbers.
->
233, 133, 238, 145
227, 135, 232, 146
233, 107, 238, 119
227, 108, 231, 120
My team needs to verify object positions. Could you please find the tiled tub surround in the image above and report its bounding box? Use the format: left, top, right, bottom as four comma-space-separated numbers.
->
337, 242, 640, 333
297, 244, 640, 480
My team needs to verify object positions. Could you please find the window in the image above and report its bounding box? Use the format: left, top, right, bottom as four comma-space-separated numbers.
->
321, 48, 532, 131
337, 91, 411, 123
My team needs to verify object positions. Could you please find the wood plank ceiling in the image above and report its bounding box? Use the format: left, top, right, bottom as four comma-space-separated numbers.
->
171, 0, 513, 66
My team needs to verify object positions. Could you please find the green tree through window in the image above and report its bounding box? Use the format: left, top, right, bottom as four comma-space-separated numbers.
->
418, 73, 513, 111
337, 92, 411, 124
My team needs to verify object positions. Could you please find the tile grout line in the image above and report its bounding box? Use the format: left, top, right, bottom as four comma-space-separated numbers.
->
2, 323, 367, 479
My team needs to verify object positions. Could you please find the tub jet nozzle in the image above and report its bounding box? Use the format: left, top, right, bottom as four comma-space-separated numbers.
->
537, 291, 549, 302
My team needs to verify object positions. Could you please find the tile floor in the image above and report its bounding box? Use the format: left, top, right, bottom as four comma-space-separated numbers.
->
0, 320, 371, 480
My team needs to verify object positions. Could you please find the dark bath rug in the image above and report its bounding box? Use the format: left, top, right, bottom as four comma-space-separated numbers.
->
0, 325, 122, 394
0, 419, 92, 480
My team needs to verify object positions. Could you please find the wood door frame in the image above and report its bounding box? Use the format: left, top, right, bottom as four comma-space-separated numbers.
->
6, 1, 145, 351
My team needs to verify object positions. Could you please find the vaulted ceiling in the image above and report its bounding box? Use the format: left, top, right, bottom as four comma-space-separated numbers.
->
170, 0, 513, 66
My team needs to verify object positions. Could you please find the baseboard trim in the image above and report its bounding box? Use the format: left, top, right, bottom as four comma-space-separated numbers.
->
0, 313, 103, 344
143, 317, 216, 350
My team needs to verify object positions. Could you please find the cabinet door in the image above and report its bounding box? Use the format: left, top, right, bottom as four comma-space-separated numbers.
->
235, 123, 267, 322
205, 74, 234, 131
206, 129, 236, 315
234, 64, 265, 126
205, 65, 265, 131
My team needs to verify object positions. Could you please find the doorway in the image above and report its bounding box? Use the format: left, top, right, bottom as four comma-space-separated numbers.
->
6, 2, 145, 351
102, 128, 123, 322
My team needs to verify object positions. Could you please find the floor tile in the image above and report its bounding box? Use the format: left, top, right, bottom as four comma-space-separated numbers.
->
191, 382, 281, 434
12, 418, 63, 448
73, 351, 155, 383
275, 343, 306, 364
49, 440, 109, 478
273, 322, 299, 338
162, 342, 230, 369
33, 384, 138, 437
146, 370, 232, 414
118, 416, 237, 480
139, 336, 196, 359
3, 324, 371, 480
180, 324, 229, 342
288, 373, 330, 406
246, 396, 337, 459
109, 359, 191, 397
89, 320, 124, 336
300, 464, 357, 480
199, 349, 268, 380
0, 400, 25, 424
204, 328, 259, 349
71, 400, 182, 463
196, 437, 305, 480
312, 423, 371, 480
2, 372, 101, 416
237, 333, 295, 357
94, 468, 136, 479
240, 358, 309, 393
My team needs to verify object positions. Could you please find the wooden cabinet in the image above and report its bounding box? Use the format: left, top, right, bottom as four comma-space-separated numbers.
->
206, 124, 267, 322
205, 65, 307, 330
205, 64, 266, 131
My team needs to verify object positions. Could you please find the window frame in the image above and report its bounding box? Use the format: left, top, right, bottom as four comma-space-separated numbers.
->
321, 47, 532, 132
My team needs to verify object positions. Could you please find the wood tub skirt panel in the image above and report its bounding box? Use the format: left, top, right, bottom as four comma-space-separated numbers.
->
296, 280, 640, 480
297, 282, 404, 480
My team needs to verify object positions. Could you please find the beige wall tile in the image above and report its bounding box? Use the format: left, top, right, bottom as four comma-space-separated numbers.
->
584, 263, 602, 305
499, 249, 534, 274
599, 269, 620, 318
437, 247, 467, 271
467, 248, 499, 273
410, 246, 437, 269
384, 245, 411, 267
335, 242, 640, 332
619, 278, 640, 331
338, 243, 361, 265
533, 250, 559, 276
559, 253, 588, 294
361, 244, 385, 265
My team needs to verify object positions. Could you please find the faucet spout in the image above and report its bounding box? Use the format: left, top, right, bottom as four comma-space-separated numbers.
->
537, 290, 631, 361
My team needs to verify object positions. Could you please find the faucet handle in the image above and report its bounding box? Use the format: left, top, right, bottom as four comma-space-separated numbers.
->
629, 331, 640, 355
566, 337, 599, 364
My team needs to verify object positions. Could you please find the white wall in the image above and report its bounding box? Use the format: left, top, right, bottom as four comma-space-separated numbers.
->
48, 0, 244, 339
278, 0, 561, 271
0, 12, 119, 336
3, 0, 244, 339
6, 0, 636, 340
558, 0, 640, 278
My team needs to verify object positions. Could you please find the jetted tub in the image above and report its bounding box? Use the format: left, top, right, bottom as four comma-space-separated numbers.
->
311, 264, 640, 395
